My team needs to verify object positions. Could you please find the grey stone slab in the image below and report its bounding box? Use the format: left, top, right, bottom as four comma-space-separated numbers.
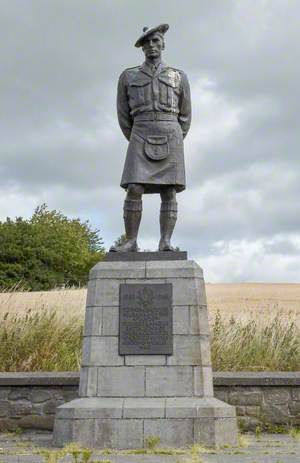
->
0, 372, 80, 386
79, 367, 98, 397
193, 416, 216, 447
56, 398, 123, 419
82, 336, 124, 366
86, 279, 123, 307
194, 416, 238, 448
104, 251, 187, 261
125, 355, 166, 366
146, 366, 193, 397
123, 398, 165, 418
165, 398, 200, 418
55, 404, 74, 419
52, 418, 72, 447
94, 419, 143, 449
166, 277, 207, 306
173, 306, 190, 334
165, 397, 236, 418
102, 307, 119, 335
167, 335, 211, 366
197, 416, 238, 448
84, 307, 102, 336
190, 305, 210, 335
146, 260, 203, 279
89, 261, 146, 279
124, 278, 167, 284
194, 366, 214, 397
2, 370, 283, 388
212, 371, 300, 386
144, 418, 194, 447
98, 367, 145, 397
199, 335, 212, 366
72, 418, 95, 447
81, 336, 92, 364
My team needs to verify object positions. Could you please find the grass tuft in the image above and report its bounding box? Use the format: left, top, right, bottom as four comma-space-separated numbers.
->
289, 427, 300, 441
145, 435, 161, 450
238, 433, 249, 448
0, 309, 82, 371
211, 311, 300, 371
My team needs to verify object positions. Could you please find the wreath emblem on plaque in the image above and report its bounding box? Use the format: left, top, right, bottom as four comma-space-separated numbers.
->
136, 287, 154, 309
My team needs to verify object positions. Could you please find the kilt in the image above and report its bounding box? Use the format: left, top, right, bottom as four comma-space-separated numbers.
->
120, 118, 186, 194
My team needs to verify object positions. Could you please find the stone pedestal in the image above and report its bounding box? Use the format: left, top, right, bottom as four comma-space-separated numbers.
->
53, 255, 237, 449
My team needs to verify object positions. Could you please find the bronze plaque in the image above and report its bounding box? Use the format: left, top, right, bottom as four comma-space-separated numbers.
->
119, 283, 173, 355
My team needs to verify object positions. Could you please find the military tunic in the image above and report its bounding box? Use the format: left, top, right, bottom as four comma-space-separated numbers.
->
117, 61, 191, 193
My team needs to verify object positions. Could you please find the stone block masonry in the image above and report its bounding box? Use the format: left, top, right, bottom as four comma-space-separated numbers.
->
52, 258, 238, 448
0, 372, 299, 432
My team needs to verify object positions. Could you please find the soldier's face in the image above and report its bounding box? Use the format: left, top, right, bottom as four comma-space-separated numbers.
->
142, 33, 164, 59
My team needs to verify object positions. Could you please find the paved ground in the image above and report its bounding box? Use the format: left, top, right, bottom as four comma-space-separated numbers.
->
0, 431, 299, 463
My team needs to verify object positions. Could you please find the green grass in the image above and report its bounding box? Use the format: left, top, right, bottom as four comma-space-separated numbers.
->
0, 308, 299, 372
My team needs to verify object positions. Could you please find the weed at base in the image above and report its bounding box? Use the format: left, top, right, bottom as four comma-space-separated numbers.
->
154, 448, 185, 455
190, 443, 216, 454
255, 425, 262, 439
122, 449, 147, 455
145, 435, 160, 450
101, 448, 114, 455
289, 427, 300, 441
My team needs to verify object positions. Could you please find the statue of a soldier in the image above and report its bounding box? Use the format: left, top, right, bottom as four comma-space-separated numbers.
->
110, 24, 191, 252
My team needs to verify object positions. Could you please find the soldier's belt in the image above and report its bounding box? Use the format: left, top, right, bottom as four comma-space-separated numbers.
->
134, 112, 178, 122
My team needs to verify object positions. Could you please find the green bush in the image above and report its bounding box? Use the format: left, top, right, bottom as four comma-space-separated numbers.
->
0, 204, 105, 290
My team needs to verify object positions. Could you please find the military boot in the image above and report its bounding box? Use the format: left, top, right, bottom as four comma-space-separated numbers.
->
110, 199, 142, 252
158, 200, 177, 251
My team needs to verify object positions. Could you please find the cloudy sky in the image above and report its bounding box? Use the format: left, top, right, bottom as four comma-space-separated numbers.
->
1, 0, 299, 282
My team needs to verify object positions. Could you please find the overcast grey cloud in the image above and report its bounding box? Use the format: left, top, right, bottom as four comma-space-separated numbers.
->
0, 0, 299, 282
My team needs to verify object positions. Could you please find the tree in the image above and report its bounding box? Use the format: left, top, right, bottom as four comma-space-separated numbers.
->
112, 234, 127, 248
0, 204, 105, 290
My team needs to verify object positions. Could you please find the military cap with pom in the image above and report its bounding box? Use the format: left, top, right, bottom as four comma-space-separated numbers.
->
135, 24, 169, 48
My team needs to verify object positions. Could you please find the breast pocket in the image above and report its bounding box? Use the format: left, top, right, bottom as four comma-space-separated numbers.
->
129, 77, 152, 106
158, 74, 180, 107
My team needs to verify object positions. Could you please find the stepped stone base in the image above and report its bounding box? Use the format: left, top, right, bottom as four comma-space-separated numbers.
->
53, 257, 238, 449
53, 397, 237, 448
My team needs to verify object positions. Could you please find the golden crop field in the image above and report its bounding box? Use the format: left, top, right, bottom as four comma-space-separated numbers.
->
0, 284, 299, 372
206, 283, 300, 323
0, 283, 299, 324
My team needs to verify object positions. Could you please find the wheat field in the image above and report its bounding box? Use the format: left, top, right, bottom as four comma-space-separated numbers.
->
0, 284, 299, 371
0, 283, 299, 324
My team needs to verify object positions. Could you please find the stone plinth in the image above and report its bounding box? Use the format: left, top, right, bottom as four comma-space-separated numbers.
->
53, 257, 238, 449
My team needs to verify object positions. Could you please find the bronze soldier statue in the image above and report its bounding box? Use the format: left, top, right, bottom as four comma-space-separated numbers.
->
110, 24, 191, 252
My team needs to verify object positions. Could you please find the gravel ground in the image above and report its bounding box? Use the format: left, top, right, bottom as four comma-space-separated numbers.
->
0, 431, 299, 463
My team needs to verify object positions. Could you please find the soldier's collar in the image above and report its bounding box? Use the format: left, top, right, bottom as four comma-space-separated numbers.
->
140, 61, 168, 77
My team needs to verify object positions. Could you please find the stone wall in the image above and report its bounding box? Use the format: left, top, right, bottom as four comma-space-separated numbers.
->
0, 373, 78, 431
214, 372, 300, 430
0, 372, 299, 432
